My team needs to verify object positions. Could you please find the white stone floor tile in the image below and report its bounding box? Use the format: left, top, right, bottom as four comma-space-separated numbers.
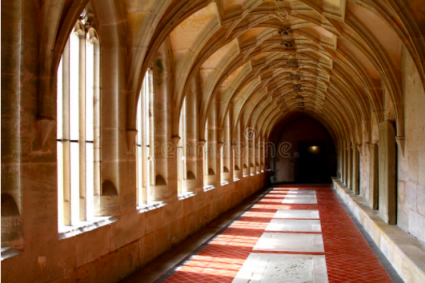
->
282, 198, 317, 204
265, 219, 322, 232
274, 209, 320, 219
232, 253, 329, 283
286, 190, 316, 195
253, 233, 324, 252
283, 194, 316, 198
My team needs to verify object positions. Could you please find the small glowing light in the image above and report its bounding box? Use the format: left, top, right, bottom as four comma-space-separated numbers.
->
309, 146, 319, 153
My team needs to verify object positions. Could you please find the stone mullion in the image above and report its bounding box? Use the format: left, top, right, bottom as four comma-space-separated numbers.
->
62, 41, 72, 226
93, 42, 101, 199
78, 31, 87, 222
141, 72, 149, 204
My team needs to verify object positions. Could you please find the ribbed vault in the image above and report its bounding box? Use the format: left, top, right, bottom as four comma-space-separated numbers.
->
33, 0, 425, 152
117, 0, 425, 147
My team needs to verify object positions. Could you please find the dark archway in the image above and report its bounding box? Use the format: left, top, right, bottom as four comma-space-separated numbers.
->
269, 114, 337, 184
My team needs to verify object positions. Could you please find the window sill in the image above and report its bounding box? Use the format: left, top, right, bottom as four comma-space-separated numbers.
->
233, 178, 240, 182
59, 216, 118, 240
137, 201, 166, 214
178, 191, 196, 200
220, 181, 230, 186
203, 185, 215, 192
1, 247, 22, 261
243, 175, 249, 178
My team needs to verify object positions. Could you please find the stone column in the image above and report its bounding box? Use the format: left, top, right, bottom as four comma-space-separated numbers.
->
352, 146, 360, 195
347, 143, 353, 190
337, 140, 343, 180
206, 97, 218, 187
222, 111, 232, 183
243, 125, 250, 177
250, 136, 256, 175
197, 140, 205, 190
233, 119, 242, 180
368, 143, 379, 209
259, 136, 265, 172
378, 121, 397, 224
185, 77, 198, 192
1, 0, 30, 248
151, 44, 174, 202
342, 140, 347, 184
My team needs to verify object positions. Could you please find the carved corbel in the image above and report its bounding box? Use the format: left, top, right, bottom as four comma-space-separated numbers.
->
395, 136, 406, 158
356, 143, 362, 155
35, 118, 55, 151
126, 129, 137, 153
171, 135, 181, 145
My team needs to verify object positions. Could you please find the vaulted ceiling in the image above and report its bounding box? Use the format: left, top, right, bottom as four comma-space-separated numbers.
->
41, 0, 425, 144
121, 0, 424, 143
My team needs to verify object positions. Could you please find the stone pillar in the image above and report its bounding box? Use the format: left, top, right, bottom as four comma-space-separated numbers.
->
1, 0, 29, 248
151, 44, 174, 202
250, 136, 256, 175
352, 146, 360, 195
341, 141, 346, 183
206, 97, 218, 187
222, 111, 232, 183
341, 141, 347, 184
368, 143, 379, 209
233, 119, 242, 180
378, 121, 397, 224
197, 140, 205, 190
347, 143, 353, 190
243, 124, 250, 177
259, 136, 265, 172
185, 77, 198, 192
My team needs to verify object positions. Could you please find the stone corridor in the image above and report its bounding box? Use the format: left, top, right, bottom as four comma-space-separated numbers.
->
123, 185, 402, 283
4, 0, 425, 282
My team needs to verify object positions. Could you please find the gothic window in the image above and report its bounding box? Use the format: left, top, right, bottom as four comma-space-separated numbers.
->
136, 70, 153, 206
57, 17, 100, 230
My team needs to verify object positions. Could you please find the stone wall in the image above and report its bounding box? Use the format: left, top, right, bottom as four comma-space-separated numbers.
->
341, 44, 425, 244
2, 174, 266, 282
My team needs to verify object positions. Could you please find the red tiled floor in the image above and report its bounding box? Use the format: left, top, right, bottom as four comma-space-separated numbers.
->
165, 185, 392, 282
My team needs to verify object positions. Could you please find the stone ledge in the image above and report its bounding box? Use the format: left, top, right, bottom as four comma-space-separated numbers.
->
59, 216, 118, 240
203, 185, 216, 192
1, 247, 22, 261
332, 178, 425, 283
178, 191, 196, 200
137, 201, 167, 214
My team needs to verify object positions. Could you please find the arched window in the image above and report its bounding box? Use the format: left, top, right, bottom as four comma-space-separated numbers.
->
57, 16, 100, 230
136, 69, 153, 206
